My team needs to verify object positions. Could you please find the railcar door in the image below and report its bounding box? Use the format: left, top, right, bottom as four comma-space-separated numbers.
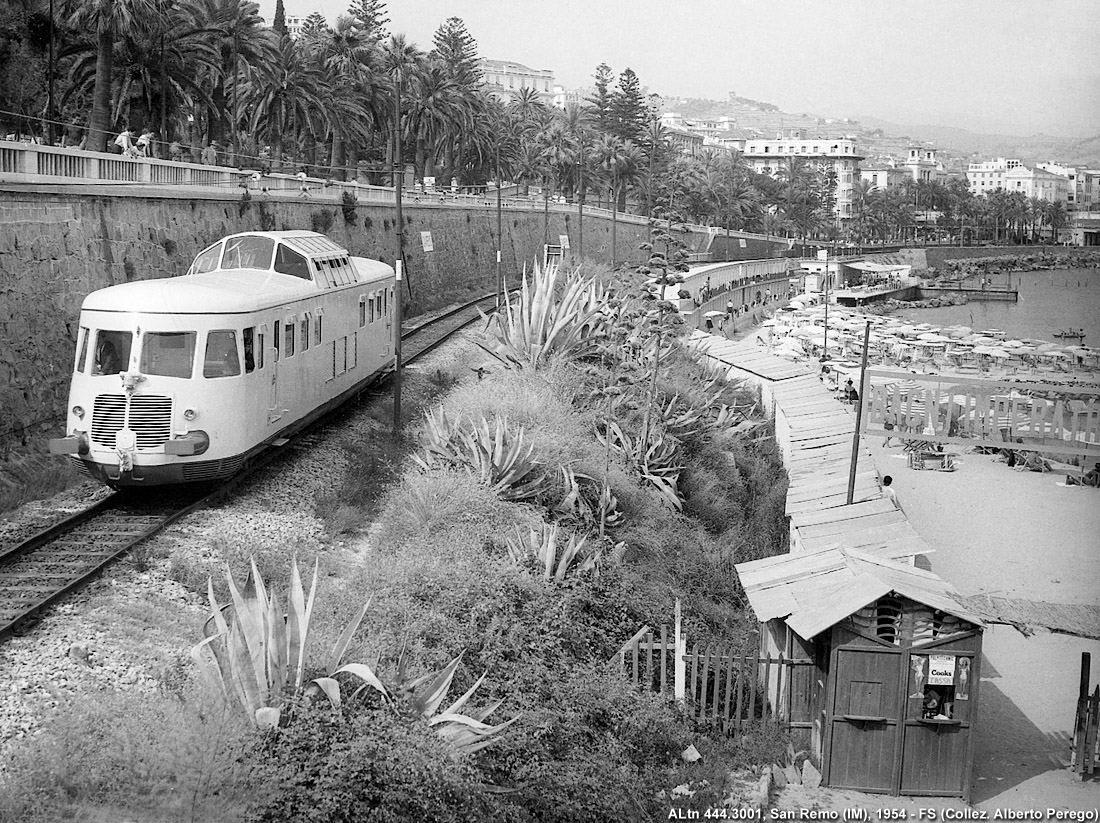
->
268, 344, 281, 422
824, 645, 904, 793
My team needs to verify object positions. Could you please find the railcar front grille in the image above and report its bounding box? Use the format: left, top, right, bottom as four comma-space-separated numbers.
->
91, 394, 126, 447
181, 455, 246, 482
128, 395, 173, 448
90, 394, 172, 449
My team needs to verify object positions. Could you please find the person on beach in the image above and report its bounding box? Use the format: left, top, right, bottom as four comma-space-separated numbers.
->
881, 475, 900, 510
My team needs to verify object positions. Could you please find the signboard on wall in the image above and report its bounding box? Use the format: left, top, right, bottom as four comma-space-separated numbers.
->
928, 655, 956, 686
559, 234, 570, 250
420, 231, 434, 252
739, 239, 747, 248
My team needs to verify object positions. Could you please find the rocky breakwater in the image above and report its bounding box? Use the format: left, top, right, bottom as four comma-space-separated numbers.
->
942, 250, 1100, 278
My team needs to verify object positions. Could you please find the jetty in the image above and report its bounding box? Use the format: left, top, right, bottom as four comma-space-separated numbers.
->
919, 285, 1018, 302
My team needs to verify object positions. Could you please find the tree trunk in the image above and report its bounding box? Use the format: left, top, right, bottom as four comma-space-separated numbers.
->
331, 132, 346, 181
87, 31, 115, 152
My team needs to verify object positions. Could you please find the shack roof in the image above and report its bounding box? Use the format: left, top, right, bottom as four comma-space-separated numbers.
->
735, 545, 983, 641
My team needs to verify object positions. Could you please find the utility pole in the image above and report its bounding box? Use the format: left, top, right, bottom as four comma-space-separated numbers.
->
495, 145, 503, 307
821, 247, 830, 361
846, 321, 872, 505
576, 159, 584, 263
46, 0, 55, 145
392, 71, 405, 432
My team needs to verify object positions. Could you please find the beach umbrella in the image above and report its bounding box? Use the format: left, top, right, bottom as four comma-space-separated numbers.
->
988, 347, 1010, 358
704, 310, 726, 318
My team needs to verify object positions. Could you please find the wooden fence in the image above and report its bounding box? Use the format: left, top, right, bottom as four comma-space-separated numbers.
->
613, 604, 815, 733
1072, 652, 1099, 780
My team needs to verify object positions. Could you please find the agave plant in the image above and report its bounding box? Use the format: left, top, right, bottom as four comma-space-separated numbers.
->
478, 262, 611, 369
596, 420, 683, 511
391, 655, 519, 758
191, 559, 388, 729
413, 410, 549, 502
506, 522, 603, 581
555, 466, 624, 532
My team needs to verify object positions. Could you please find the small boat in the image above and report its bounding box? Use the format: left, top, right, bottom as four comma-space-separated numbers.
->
1053, 329, 1086, 340
979, 329, 1006, 340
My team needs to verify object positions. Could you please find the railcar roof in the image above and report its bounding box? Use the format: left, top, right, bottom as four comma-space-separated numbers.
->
82, 268, 374, 314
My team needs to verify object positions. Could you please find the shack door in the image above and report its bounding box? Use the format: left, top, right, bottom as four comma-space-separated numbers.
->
825, 646, 903, 793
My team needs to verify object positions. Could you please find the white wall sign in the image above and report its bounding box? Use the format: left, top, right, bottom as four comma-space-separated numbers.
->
420, 231, 434, 252
559, 234, 570, 250
739, 239, 747, 248
928, 654, 956, 686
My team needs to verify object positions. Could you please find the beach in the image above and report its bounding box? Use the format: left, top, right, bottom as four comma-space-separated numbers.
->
723, 286, 1100, 810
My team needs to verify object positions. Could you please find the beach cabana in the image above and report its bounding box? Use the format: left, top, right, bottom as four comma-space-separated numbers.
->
736, 546, 984, 801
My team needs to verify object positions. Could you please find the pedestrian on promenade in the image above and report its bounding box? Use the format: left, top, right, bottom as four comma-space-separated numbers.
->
297, 170, 311, 198
136, 128, 154, 157
113, 127, 136, 156
168, 140, 183, 163
201, 141, 216, 166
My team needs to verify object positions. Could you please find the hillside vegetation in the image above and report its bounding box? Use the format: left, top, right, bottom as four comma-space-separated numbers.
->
0, 254, 792, 822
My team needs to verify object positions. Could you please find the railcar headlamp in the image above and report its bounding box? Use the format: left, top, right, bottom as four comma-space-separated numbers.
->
72, 405, 85, 419
183, 408, 198, 421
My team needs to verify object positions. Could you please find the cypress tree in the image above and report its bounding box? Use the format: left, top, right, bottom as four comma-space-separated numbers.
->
273, 0, 286, 35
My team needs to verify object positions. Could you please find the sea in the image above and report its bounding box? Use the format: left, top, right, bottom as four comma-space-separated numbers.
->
893, 268, 1100, 345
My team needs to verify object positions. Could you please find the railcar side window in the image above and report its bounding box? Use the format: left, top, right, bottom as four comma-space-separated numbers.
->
189, 242, 222, 276
243, 328, 256, 373
314, 315, 323, 344
75, 327, 89, 373
274, 244, 311, 279
204, 331, 241, 378
273, 322, 280, 362
93, 330, 132, 375
301, 318, 309, 351
359, 297, 367, 328
222, 236, 275, 270
141, 332, 197, 378
284, 322, 295, 357
256, 331, 265, 369
368, 294, 375, 323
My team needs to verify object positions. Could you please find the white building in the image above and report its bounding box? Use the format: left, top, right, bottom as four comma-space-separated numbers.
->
903, 146, 940, 183
966, 157, 1022, 195
479, 59, 555, 105
742, 130, 863, 222
1003, 165, 1070, 203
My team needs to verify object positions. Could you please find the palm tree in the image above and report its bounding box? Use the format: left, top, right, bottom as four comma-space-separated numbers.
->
63, 0, 158, 151
242, 36, 326, 172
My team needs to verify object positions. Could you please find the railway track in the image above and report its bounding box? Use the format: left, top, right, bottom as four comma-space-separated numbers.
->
0, 290, 502, 642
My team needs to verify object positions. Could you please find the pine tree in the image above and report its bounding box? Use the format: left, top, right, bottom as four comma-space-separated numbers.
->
586, 63, 614, 135
301, 11, 329, 37
430, 17, 480, 86
273, 0, 286, 35
347, 0, 389, 43
610, 68, 645, 144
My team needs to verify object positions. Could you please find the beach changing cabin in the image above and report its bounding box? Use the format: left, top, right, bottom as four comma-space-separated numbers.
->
735, 545, 984, 800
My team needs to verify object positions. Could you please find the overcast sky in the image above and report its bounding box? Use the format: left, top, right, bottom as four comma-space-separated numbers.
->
259, 0, 1100, 138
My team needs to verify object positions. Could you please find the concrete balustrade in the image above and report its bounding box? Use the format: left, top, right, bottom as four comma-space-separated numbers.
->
0, 140, 245, 189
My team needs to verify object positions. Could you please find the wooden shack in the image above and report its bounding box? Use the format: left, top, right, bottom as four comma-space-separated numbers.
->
735, 545, 984, 800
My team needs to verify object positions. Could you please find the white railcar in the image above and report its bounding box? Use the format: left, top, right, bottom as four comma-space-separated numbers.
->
50, 231, 396, 486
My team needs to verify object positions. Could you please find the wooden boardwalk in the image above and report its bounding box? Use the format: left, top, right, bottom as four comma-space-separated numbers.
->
692, 331, 935, 562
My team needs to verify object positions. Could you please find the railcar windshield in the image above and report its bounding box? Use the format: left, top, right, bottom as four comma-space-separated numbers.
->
140, 332, 196, 378
92, 330, 132, 375
221, 235, 275, 270
188, 242, 223, 276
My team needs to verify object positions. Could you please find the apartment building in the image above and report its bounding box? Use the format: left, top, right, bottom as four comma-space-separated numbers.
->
479, 59, 555, 106
904, 146, 940, 183
966, 157, 1023, 195
1002, 165, 1070, 203
742, 129, 863, 222
859, 165, 911, 191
